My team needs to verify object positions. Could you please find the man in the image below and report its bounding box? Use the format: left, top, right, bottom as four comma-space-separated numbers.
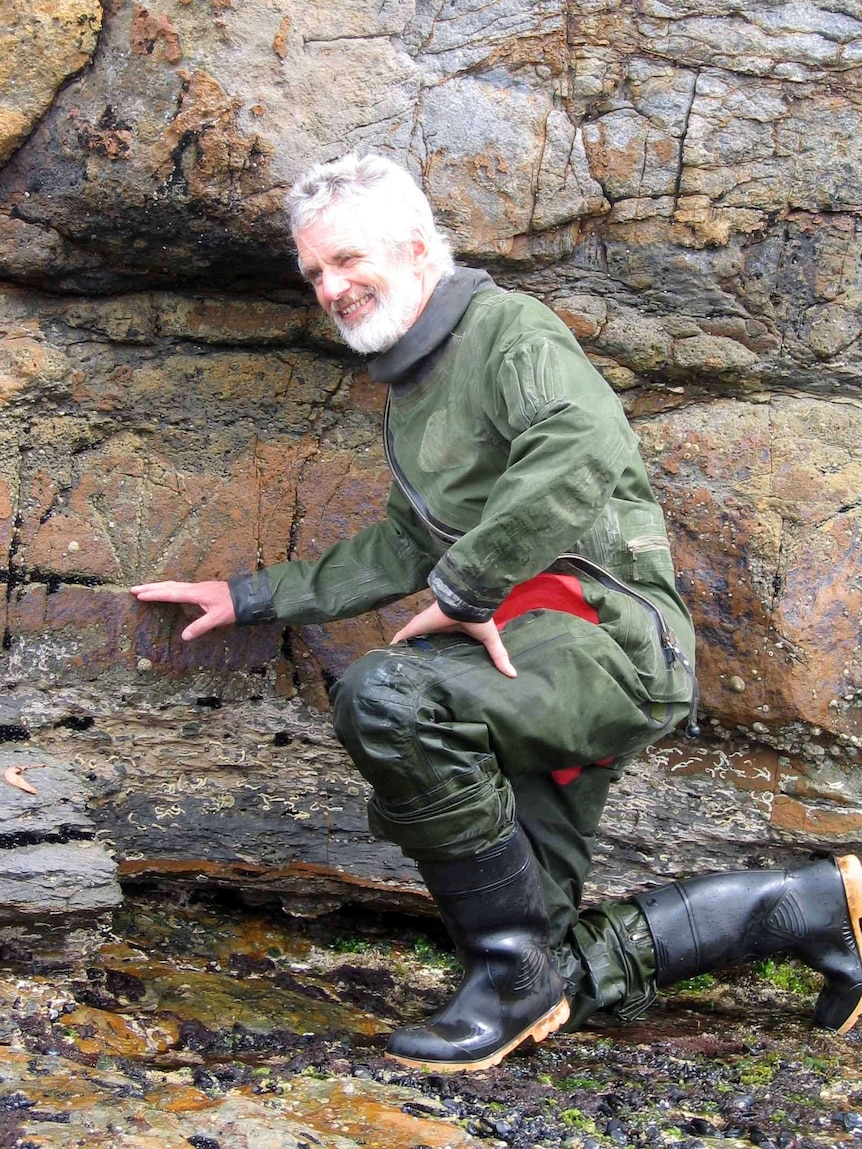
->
132, 153, 862, 1073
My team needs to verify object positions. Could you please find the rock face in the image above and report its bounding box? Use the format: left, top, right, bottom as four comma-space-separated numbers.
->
0, 1, 102, 168
0, 740, 121, 967
0, 0, 860, 913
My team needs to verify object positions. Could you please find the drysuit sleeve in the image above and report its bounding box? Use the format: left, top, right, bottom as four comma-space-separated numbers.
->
229, 483, 440, 626
429, 330, 638, 622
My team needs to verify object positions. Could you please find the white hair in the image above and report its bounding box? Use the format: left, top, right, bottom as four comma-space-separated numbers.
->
287, 153, 455, 278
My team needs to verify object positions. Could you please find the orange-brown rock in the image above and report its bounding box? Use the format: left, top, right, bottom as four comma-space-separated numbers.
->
638, 397, 862, 742
0, 0, 860, 897
0, 0, 102, 166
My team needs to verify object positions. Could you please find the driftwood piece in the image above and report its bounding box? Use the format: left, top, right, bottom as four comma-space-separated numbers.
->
0, 749, 98, 841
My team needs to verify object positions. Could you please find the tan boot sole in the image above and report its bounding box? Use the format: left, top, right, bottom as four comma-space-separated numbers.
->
386, 994, 571, 1074
837, 854, 862, 1034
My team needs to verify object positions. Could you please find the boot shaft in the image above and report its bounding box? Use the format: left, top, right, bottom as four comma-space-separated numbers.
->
418, 826, 552, 950
633, 855, 862, 1033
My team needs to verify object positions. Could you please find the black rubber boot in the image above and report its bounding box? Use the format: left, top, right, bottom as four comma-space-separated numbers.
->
634, 854, 862, 1033
386, 826, 570, 1072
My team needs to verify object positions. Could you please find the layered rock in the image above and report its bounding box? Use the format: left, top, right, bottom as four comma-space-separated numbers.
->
0, 0, 860, 906
0, 740, 121, 967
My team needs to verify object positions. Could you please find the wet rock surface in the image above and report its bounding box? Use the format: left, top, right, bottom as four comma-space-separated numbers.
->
0, 0, 860, 771
0, 740, 122, 968
0, 9, 860, 1140
0, 891, 860, 1149
1, 684, 860, 912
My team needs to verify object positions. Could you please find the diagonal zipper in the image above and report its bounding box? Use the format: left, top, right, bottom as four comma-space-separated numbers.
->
383, 393, 700, 735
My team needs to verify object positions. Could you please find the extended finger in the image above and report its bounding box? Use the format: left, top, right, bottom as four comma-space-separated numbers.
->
180, 604, 233, 641
182, 616, 214, 641
130, 582, 197, 602
482, 632, 517, 678
390, 606, 434, 644
390, 611, 456, 646
390, 620, 421, 645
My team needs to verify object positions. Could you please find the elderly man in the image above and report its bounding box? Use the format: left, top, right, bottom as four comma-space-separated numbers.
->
132, 153, 862, 1072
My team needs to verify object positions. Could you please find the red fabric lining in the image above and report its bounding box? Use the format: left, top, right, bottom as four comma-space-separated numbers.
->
493, 572, 598, 629
493, 572, 612, 785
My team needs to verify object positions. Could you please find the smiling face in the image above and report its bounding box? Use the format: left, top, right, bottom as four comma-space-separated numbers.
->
295, 202, 439, 354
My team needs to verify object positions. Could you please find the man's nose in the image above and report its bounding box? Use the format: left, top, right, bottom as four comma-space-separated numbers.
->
320, 266, 349, 303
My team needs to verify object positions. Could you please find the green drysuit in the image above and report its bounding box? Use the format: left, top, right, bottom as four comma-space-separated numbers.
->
230, 269, 697, 1019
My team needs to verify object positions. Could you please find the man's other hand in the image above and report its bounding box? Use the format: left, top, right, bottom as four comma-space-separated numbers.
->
390, 601, 517, 678
129, 580, 236, 641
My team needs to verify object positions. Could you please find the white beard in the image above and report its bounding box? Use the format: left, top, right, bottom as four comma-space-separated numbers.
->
332, 263, 424, 355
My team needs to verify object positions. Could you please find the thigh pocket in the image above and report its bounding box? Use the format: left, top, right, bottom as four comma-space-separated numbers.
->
605, 593, 692, 704
368, 764, 515, 856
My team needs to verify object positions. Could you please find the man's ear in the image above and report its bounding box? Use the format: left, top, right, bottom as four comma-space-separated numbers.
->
410, 227, 430, 267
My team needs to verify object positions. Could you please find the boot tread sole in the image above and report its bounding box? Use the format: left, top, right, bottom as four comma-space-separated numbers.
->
836, 854, 862, 1035
386, 994, 571, 1074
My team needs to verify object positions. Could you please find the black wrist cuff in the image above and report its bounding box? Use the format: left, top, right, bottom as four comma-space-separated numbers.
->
428, 568, 496, 624
228, 570, 277, 626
